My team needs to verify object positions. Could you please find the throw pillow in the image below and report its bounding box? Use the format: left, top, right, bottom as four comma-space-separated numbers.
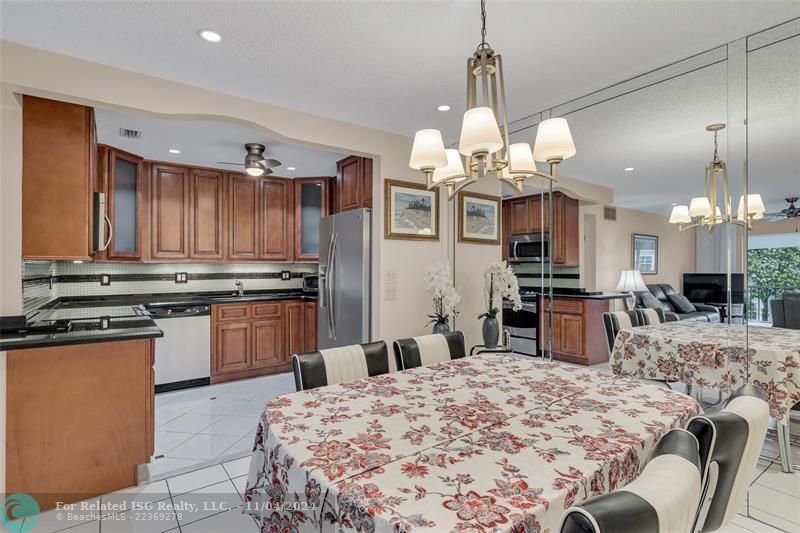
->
668, 293, 697, 313
640, 292, 663, 310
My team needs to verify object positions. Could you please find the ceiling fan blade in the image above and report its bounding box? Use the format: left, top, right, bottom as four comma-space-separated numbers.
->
259, 158, 281, 169
216, 161, 245, 166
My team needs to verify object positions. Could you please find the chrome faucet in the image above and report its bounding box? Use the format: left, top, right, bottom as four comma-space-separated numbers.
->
235, 280, 244, 297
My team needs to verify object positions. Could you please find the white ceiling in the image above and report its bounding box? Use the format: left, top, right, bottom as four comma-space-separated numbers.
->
94, 108, 345, 176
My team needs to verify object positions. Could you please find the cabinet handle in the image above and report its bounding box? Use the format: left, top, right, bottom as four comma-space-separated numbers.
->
101, 214, 113, 251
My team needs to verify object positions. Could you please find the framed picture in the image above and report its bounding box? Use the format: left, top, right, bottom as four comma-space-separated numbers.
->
384, 179, 439, 240
632, 233, 658, 275
458, 192, 501, 245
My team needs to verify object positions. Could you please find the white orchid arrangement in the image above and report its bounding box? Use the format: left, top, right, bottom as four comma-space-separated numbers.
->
479, 261, 522, 319
424, 261, 461, 327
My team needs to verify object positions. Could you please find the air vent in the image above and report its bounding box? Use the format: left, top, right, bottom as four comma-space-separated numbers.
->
603, 206, 617, 221
118, 128, 141, 140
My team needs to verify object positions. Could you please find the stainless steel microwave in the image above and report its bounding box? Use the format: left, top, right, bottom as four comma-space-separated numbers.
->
508, 234, 550, 262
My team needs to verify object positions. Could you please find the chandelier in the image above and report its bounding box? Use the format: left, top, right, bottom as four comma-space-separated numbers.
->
408, 0, 577, 200
669, 123, 765, 231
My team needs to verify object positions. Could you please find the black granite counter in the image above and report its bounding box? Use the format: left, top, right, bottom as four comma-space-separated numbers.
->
0, 318, 163, 351
547, 292, 628, 300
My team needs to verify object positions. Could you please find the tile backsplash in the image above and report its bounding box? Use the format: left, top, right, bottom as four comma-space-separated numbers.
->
22, 261, 317, 316
510, 263, 581, 291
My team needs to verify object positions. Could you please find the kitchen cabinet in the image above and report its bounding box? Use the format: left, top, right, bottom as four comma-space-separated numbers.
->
260, 177, 294, 261
540, 297, 610, 365
211, 300, 311, 383
22, 95, 96, 260
96, 145, 145, 260
189, 168, 225, 260
227, 173, 260, 260
294, 178, 332, 262
304, 301, 318, 352
508, 198, 531, 235
150, 163, 190, 259
335, 156, 372, 212
502, 191, 579, 266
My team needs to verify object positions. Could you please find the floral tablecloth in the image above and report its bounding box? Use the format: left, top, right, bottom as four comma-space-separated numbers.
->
611, 322, 800, 424
244, 353, 699, 532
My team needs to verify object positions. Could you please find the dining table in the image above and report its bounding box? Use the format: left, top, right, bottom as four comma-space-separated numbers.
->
610, 321, 800, 472
244, 352, 700, 532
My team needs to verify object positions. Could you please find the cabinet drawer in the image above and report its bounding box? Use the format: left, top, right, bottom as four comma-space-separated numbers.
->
253, 303, 282, 318
552, 298, 583, 314
215, 304, 251, 321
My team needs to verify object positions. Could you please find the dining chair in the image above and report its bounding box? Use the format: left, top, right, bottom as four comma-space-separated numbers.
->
291, 340, 390, 391
687, 385, 769, 533
601, 310, 640, 355
636, 307, 669, 325
393, 331, 466, 371
559, 428, 703, 533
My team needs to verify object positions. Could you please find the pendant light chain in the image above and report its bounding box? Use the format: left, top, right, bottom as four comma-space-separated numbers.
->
478, 0, 489, 50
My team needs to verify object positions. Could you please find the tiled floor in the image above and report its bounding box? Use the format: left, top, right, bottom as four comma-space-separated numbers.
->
145, 372, 295, 480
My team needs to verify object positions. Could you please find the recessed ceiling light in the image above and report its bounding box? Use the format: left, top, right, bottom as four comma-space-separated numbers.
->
624, 167, 635, 172
197, 29, 222, 43
437, 105, 451, 112
168, 149, 181, 154
286, 167, 296, 171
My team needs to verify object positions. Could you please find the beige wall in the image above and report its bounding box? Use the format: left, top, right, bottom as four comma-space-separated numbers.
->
582, 204, 696, 306
750, 217, 800, 235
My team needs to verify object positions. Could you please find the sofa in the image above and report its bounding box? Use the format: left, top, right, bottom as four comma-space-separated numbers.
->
770, 290, 800, 329
635, 283, 721, 322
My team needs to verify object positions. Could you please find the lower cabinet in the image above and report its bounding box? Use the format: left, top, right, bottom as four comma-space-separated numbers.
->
211, 300, 318, 383
540, 297, 611, 366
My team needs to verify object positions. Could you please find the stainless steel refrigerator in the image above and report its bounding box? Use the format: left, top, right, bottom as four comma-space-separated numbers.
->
318, 208, 371, 349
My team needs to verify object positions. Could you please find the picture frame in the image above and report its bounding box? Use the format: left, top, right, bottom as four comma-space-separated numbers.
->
384, 179, 439, 241
632, 233, 658, 275
458, 192, 501, 245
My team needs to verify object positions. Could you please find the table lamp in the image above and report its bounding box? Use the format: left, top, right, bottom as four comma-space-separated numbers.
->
616, 270, 648, 311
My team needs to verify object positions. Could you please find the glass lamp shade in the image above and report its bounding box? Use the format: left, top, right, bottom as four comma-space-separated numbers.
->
245, 163, 265, 177
737, 194, 766, 219
508, 143, 538, 174
432, 149, 467, 183
688, 197, 713, 218
616, 270, 648, 292
409, 129, 448, 171
458, 107, 504, 156
669, 205, 691, 224
533, 118, 576, 162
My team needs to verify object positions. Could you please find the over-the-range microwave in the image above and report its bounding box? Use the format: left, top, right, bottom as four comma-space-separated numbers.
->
508, 234, 550, 263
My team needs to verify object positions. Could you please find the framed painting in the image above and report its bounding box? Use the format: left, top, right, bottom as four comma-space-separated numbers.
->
632, 233, 658, 275
458, 192, 501, 244
384, 179, 439, 240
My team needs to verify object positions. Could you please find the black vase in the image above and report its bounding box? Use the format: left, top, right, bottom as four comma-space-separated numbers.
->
482, 317, 500, 348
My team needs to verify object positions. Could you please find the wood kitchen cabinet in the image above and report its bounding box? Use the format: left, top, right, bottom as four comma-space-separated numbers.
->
22, 95, 96, 260
540, 297, 610, 366
96, 145, 145, 260
260, 177, 294, 261
227, 173, 260, 260
189, 168, 225, 260
335, 155, 372, 213
304, 301, 319, 353
502, 191, 579, 266
150, 163, 190, 259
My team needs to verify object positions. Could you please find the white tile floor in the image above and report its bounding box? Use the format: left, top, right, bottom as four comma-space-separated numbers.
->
16, 359, 800, 533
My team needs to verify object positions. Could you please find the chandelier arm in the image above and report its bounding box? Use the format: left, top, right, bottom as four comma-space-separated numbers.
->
721, 161, 730, 218
496, 53, 512, 164
479, 49, 490, 108
447, 175, 480, 200
497, 174, 525, 194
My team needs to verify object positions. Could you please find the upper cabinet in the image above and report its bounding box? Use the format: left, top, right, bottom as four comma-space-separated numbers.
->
150, 163, 190, 260
189, 168, 225, 260
96, 145, 145, 260
260, 177, 294, 261
502, 191, 579, 267
22, 95, 95, 260
294, 178, 331, 262
335, 156, 372, 213
227, 173, 259, 261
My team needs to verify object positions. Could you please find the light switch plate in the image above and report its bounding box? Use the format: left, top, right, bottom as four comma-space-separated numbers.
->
100, 274, 111, 286
281, 271, 291, 281
383, 270, 398, 301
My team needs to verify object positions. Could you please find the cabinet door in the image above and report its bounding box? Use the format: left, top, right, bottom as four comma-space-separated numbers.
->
285, 301, 305, 356
227, 173, 259, 260
552, 193, 579, 266
294, 178, 330, 262
304, 301, 318, 353
150, 164, 189, 259
509, 198, 531, 234
529, 195, 550, 233
360, 158, 373, 208
190, 169, 224, 260
336, 156, 361, 212
214, 322, 251, 375
107, 148, 144, 260
559, 314, 584, 355
260, 177, 293, 261
252, 318, 286, 369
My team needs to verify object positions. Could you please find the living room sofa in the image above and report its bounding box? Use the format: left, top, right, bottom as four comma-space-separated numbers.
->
635, 283, 721, 322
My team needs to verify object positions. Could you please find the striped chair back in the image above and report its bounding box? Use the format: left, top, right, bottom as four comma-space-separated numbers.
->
601, 310, 640, 355
637, 307, 667, 325
687, 385, 769, 532
560, 428, 703, 533
292, 341, 390, 391
393, 331, 466, 371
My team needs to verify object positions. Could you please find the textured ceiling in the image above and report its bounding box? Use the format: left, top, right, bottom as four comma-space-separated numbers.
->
94, 108, 345, 176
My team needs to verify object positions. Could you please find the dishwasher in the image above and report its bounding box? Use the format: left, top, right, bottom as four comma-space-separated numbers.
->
146, 304, 211, 392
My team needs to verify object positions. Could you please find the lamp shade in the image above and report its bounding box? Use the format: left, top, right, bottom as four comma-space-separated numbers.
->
432, 149, 467, 183
737, 194, 766, 219
458, 107, 504, 156
508, 143, 538, 174
533, 118, 576, 162
688, 197, 713, 218
616, 270, 648, 293
409, 129, 447, 170
669, 205, 691, 224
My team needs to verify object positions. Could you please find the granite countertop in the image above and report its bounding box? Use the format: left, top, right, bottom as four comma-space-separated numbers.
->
548, 292, 628, 300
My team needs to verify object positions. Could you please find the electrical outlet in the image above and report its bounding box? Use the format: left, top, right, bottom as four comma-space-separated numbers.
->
281, 271, 291, 281
100, 274, 111, 286
175, 272, 188, 283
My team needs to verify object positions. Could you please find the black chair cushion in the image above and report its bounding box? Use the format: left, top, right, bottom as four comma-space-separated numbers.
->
393, 331, 466, 371
668, 293, 697, 314
292, 341, 389, 391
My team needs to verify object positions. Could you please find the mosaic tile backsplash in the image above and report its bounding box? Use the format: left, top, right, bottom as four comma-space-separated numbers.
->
510, 263, 581, 291
22, 261, 317, 316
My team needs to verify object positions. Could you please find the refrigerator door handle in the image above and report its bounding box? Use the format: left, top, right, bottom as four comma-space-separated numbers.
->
328, 233, 338, 340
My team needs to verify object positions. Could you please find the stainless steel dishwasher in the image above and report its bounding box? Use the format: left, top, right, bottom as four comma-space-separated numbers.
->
146, 304, 211, 392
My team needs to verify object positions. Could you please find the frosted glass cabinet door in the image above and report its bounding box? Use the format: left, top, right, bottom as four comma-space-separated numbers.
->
107, 148, 143, 259
294, 178, 330, 262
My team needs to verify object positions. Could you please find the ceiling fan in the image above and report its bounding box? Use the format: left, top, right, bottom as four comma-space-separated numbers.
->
217, 143, 281, 177
763, 197, 800, 221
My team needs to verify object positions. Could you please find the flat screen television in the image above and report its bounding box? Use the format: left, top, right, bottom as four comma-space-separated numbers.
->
683, 273, 744, 304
